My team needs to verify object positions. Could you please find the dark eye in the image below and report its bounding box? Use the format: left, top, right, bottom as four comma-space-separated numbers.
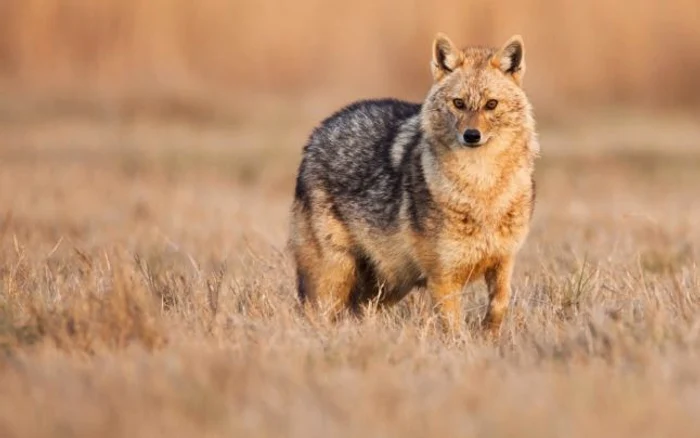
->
452, 98, 465, 109
484, 99, 498, 110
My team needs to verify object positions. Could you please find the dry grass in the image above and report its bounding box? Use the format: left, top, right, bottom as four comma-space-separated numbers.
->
1, 0, 700, 116
0, 110, 699, 437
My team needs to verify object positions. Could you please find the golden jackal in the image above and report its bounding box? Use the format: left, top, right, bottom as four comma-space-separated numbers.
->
290, 33, 539, 335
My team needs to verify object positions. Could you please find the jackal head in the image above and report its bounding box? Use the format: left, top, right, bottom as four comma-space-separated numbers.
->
422, 33, 533, 150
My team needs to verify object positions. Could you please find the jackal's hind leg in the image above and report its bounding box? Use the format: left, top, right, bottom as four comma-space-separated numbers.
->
311, 250, 358, 317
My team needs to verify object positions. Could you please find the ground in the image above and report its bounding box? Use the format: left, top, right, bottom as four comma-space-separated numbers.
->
0, 105, 699, 437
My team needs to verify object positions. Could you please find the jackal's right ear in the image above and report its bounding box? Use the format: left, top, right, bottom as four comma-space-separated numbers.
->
431, 33, 463, 81
492, 35, 526, 85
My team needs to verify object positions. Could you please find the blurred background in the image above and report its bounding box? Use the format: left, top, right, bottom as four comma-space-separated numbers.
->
1, 0, 699, 122
0, 0, 699, 207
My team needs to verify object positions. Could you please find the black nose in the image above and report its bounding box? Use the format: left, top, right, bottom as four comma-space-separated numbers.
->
463, 129, 481, 145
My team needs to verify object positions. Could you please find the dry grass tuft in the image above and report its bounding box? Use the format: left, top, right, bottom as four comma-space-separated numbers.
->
0, 251, 165, 355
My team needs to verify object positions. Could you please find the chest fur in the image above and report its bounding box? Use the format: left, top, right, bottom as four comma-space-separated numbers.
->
436, 178, 533, 265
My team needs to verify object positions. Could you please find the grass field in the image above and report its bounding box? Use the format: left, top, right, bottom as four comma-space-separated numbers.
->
0, 104, 699, 437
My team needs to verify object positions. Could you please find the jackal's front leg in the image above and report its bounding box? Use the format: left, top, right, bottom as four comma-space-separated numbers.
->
428, 277, 464, 334
483, 258, 514, 336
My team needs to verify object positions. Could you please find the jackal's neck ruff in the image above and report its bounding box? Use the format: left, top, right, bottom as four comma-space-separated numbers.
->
419, 110, 537, 219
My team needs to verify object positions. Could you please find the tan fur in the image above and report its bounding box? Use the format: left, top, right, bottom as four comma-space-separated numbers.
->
290, 190, 357, 315
421, 139, 533, 334
419, 34, 537, 335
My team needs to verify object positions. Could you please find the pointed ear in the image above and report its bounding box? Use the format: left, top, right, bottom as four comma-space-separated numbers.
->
491, 35, 525, 85
431, 33, 463, 81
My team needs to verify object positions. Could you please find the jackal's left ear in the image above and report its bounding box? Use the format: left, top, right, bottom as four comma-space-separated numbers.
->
492, 35, 525, 85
